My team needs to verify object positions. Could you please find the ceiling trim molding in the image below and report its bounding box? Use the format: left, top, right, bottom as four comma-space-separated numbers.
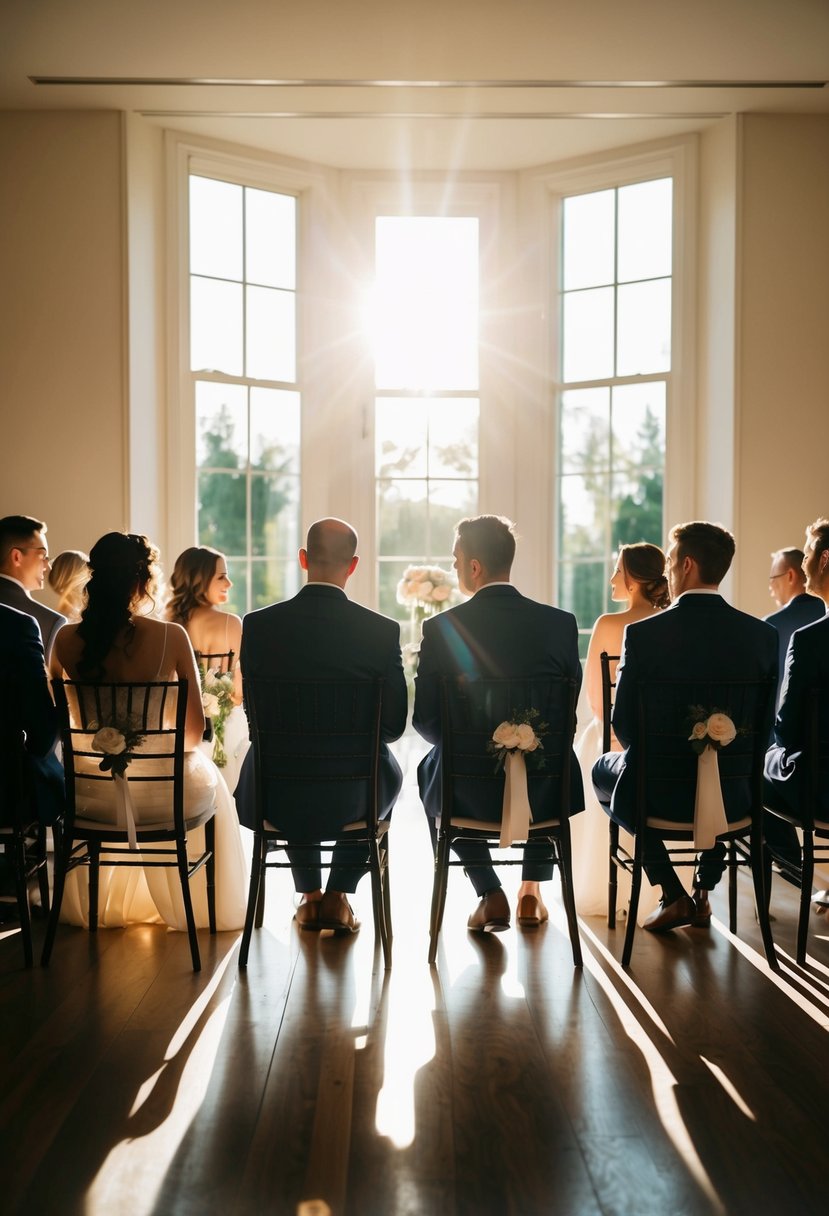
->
30, 76, 828, 90
138, 110, 728, 120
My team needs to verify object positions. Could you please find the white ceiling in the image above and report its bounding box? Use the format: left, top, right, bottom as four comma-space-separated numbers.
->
2, 0, 828, 171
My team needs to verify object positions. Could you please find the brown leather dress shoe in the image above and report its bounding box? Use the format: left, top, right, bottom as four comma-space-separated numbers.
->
516, 894, 549, 928
692, 888, 712, 928
318, 891, 361, 934
467, 888, 510, 933
642, 894, 695, 933
295, 896, 322, 931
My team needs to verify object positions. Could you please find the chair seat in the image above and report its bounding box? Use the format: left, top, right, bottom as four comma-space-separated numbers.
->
645, 814, 752, 835
262, 817, 390, 839
73, 805, 216, 837
441, 815, 561, 833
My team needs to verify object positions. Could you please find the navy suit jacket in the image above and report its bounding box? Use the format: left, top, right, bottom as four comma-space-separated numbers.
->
0, 576, 66, 661
413, 585, 584, 820
234, 584, 408, 836
605, 593, 778, 830
0, 603, 62, 826
764, 593, 825, 691
764, 611, 829, 820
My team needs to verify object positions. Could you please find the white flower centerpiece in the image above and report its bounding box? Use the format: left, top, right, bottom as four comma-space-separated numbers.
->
488, 709, 548, 847
200, 667, 235, 767
396, 564, 462, 678
687, 707, 739, 849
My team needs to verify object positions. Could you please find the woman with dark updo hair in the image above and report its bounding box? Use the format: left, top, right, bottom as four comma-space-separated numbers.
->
49, 532, 246, 931
570, 542, 670, 919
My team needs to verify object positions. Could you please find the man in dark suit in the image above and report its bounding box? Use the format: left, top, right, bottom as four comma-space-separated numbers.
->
764, 545, 824, 699
0, 603, 62, 916
235, 518, 407, 933
593, 521, 778, 933
0, 515, 66, 660
764, 517, 829, 834
413, 515, 584, 933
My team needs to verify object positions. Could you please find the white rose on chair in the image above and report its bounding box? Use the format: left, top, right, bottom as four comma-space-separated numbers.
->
489, 710, 547, 772
91, 721, 145, 777
92, 726, 127, 756
688, 708, 738, 754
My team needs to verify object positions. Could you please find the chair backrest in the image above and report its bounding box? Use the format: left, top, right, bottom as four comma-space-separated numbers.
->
0, 728, 31, 831
195, 649, 235, 676
52, 679, 188, 828
439, 675, 578, 824
243, 677, 384, 833
599, 651, 620, 754
634, 676, 775, 825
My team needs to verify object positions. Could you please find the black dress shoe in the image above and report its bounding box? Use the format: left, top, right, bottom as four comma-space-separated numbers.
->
468, 888, 510, 933
642, 894, 695, 933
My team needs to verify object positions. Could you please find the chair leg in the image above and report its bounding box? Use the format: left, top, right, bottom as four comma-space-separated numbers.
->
608, 819, 619, 929
12, 832, 33, 968
88, 841, 100, 933
36, 822, 51, 915
728, 840, 738, 934
797, 831, 814, 966
254, 842, 267, 929
205, 816, 217, 935
380, 834, 393, 945
176, 837, 201, 972
622, 833, 644, 968
557, 824, 583, 968
41, 831, 74, 966
368, 836, 392, 970
428, 833, 451, 965
239, 832, 264, 970
752, 822, 778, 970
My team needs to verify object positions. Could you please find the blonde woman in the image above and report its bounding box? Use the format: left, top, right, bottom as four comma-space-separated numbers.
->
570, 543, 670, 918
166, 546, 247, 794
48, 549, 89, 621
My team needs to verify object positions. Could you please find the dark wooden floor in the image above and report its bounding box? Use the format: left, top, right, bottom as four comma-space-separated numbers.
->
2, 737, 828, 1216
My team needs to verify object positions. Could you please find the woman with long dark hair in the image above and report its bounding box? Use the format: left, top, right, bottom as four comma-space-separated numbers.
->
49, 532, 246, 930
570, 543, 670, 919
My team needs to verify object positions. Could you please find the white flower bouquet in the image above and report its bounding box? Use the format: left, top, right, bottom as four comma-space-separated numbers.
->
488, 709, 547, 773
688, 709, 738, 754
201, 667, 235, 767
396, 564, 460, 609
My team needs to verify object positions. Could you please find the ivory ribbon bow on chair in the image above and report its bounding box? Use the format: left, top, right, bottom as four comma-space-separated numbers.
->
500, 750, 533, 847
689, 712, 736, 849
113, 772, 139, 850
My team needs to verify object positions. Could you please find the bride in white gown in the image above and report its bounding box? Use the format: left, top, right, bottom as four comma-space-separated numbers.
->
166, 545, 249, 797
570, 543, 669, 920
49, 532, 247, 931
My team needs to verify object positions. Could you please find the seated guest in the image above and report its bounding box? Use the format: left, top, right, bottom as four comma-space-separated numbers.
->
764, 545, 824, 699
0, 603, 62, 914
413, 514, 584, 933
593, 521, 778, 933
0, 515, 66, 660
764, 518, 829, 848
48, 549, 90, 622
235, 518, 407, 933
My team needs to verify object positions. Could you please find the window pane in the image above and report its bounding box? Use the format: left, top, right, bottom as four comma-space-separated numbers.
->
378, 558, 422, 626
617, 178, 672, 284
251, 558, 300, 610
377, 480, 428, 556
562, 287, 614, 383
189, 176, 242, 281
562, 190, 615, 291
376, 398, 428, 478
611, 467, 664, 549
559, 474, 608, 558
428, 399, 479, 478
373, 216, 478, 391
611, 383, 666, 474
196, 382, 247, 469
191, 277, 243, 375
250, 388, 301, 473
616, 278, 671, 376
198, 471, 247, 553
245, 188, 296, 289
251, 473, 300, 558
559, 561, 607, 629
246, 285, 296, 382
560, 387, 610, 473
224, 558, 248, 617
428, 480, 478, 552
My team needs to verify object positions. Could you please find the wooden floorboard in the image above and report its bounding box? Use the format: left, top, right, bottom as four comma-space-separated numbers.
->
1, 735, 828, 1215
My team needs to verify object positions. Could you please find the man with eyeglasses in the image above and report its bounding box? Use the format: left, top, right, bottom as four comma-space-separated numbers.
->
0, 515, 66, 660
764, 546, 824, 699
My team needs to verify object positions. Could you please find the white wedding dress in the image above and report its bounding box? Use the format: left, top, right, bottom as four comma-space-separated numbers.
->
59, 687, 248, 933
570, 687, 660, 923
199, 703, 250, 803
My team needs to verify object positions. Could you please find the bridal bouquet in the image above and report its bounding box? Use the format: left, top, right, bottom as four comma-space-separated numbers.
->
488, 709, 547, 773
91, 721, 146, 777
396, 564, 460, 610
201, 667, 235, 767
